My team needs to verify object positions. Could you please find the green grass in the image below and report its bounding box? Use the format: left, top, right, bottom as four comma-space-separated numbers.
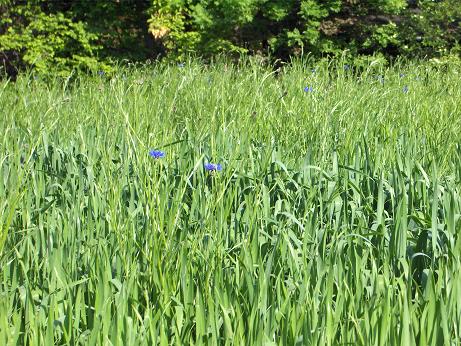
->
1, 59, 461, 345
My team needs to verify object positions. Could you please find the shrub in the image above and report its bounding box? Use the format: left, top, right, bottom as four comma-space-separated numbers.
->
0, 2, 107, 77
1, 0, 460, 73
147, 0, 460, 61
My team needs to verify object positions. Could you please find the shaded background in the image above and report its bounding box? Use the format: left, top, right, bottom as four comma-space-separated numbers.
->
1, 0, 460, 76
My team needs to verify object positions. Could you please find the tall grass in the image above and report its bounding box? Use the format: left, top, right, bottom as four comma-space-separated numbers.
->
1, 59, 461, 344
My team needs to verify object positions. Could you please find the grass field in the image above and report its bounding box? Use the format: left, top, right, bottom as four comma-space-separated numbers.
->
1, 59, 461, 345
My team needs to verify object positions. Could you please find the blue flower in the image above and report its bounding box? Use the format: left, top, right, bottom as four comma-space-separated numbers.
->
304, 86, 314, 92
177, 63, 185, 68
204, 163, 222, 172
149, 150, 165, 159
344, 64, 350, 71
311, 68, 316, 74
399, 73, 405, 78
98, 70, 105, 76
403, 86, 409, 93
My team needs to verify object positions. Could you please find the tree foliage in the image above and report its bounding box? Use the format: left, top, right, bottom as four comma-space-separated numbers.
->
148, 0, 460, 60
0, 0, 150, 77
1, 0, 460, 76
0, 1, 106, 76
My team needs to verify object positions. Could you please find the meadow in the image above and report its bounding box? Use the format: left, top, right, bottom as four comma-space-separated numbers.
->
1, 59, 461, 345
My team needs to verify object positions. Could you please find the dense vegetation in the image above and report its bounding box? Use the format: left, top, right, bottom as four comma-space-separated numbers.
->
1, 0, 461, 76
1, 60, 461, 344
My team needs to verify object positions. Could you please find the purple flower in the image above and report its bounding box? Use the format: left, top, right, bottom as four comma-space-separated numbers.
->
149, 150, 165, 159
304, 86, 314, 92
204, 163, 222, 172
98, 70, 105, 76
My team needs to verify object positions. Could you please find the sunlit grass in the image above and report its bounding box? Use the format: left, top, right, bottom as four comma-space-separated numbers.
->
1, 59, 461, 344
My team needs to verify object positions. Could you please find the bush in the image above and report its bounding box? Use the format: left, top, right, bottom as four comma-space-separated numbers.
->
147, 0, 460, 61
401, 0, 461, 57
0, 2, 107, 77
147, 0, 344, 60
1, 0, 460, 74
